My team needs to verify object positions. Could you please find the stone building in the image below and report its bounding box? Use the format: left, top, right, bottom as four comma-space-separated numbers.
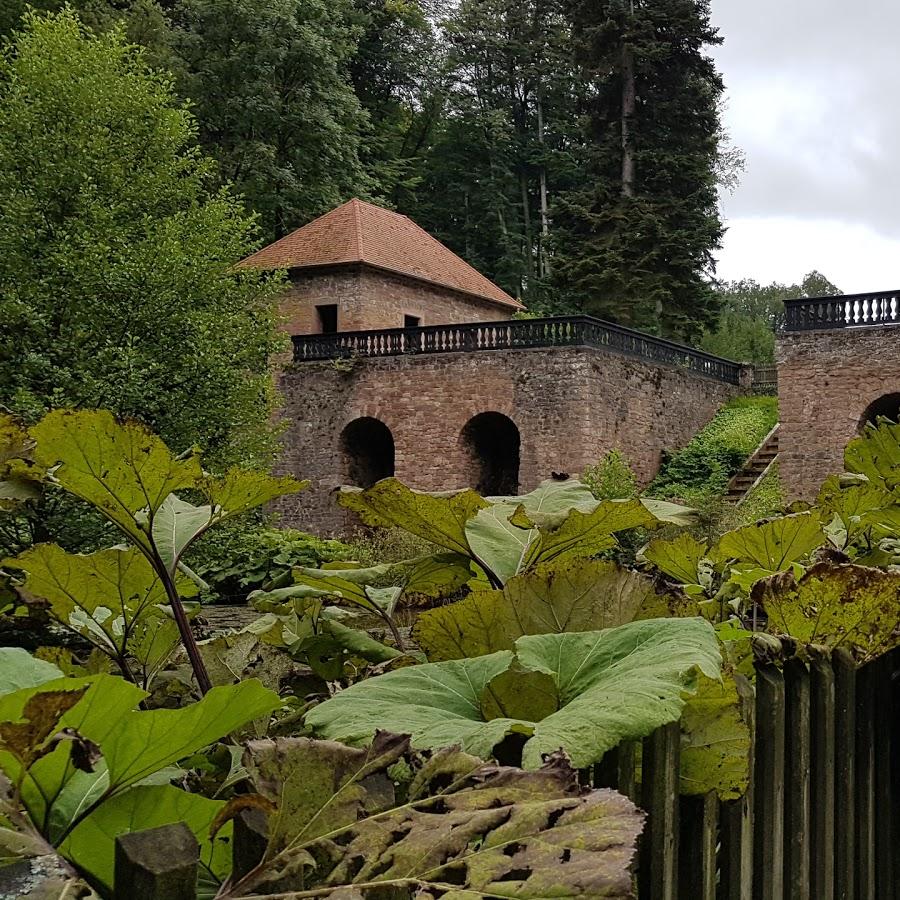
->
242, 199, 749, 533
238, 198, 525, 334
776, 291, 900, 500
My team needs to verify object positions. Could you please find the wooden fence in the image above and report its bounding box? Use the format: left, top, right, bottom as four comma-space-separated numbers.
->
110, 641, 899, 900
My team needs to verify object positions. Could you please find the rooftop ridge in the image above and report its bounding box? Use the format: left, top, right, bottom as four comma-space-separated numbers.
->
238, 198, 523, 310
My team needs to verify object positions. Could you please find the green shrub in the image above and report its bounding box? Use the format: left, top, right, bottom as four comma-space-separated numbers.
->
581, 450, 638, 500
737, 462, 783, 524
340, 527, 441, 567
186, 518, 352, 602
647, 396, 778, 503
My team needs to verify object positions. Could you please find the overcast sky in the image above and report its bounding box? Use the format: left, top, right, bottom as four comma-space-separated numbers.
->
709, 0, 899, 292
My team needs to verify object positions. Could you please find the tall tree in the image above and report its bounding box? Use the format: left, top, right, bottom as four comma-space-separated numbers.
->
408, 0, 579, 306
0, 10, 284, 466
554, 0, 727, 338
169, 0, 373, 240
346, 0, 444, 210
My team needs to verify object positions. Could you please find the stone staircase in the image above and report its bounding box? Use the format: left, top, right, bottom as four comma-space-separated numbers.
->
725, 425, 780, 504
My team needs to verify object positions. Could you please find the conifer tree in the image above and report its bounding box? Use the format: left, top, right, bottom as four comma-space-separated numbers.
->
554, 0, 727, 338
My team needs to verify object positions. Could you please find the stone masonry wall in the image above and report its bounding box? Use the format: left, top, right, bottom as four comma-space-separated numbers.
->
273, 346, 739, 534
278, 265, 514, 335
777, 325, 900, 500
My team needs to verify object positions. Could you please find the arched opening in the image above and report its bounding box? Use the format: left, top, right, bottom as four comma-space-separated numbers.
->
860, 393, 900, 430
460, 412, 520, 496
340, 417, 395, 488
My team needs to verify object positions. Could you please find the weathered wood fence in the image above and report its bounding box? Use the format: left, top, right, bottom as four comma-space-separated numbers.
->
111, 643, 900, 900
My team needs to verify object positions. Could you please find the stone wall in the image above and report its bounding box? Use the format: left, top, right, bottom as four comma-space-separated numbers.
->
777, 325, 900, 499
273, 345, 740, 534
278, 265, 514, 335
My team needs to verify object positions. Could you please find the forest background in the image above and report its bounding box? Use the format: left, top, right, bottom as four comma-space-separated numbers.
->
0, 0, 839, 348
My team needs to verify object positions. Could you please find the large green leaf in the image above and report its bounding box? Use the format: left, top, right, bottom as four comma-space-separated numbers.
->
234, 734, 644, 899
677, 672, 752, 800
151, 473, 307, 576
306, 618, 721, 770
151, 493, 215, 576
465, 501, 539, 585
60, 784, 229, 890
30, 409, 202, 551
530, 499, 659, 569
0, 648, 63, 695
5, 545, 196, 678
642, 533, 711, 585
714, 511, 826, 572
511, 619, 722, 768
753, 563, 900, 661
0, 669, 281, 849
336, 479, 487, 555
414, 560, 659, 660
96, 680, 282, 792
203, 468, 308, 518
844, 419, 900, 494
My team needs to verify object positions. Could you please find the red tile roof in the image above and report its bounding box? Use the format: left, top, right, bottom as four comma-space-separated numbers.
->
238, 199, 524, 310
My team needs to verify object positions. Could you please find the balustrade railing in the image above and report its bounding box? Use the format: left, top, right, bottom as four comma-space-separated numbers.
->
292, 315, 742, 384
784, 289, 900, 331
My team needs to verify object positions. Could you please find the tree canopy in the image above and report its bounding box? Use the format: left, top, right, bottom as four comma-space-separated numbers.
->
0, 11, 284, 467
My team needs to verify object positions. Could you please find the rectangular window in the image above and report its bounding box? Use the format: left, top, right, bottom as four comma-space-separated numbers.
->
404, 314, 421, 328
316, 304, 338, 334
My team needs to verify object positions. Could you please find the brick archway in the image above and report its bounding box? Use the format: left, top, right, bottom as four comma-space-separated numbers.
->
860, 392, 900, 429
460, 412, 520, 496
340, 417, 395, 488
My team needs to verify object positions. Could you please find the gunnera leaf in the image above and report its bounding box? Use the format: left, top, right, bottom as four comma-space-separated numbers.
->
714, 511, 826, 572
336, 480, 488, 555
752, 562, 900, 661
642, 532, 710, 586
30, 409, 203, 551
306, 618, 721, 770
233, 734, 644, 899
843, 419, 900, 494
413, 560, 660, 661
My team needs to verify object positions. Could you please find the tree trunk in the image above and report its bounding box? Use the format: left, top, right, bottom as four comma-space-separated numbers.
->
537, 89, 551, 277
620, 20, 636, 198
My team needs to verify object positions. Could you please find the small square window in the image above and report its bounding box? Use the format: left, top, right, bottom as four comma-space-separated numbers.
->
316, 304, 338, 334
404, 314, 421, 328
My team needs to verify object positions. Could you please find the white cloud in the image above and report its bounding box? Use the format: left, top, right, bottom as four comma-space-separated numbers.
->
709, 0, 900, 289
715, 217, 900, 291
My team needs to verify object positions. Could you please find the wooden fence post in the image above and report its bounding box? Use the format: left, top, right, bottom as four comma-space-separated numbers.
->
678, 792, 717, 900
872, 652, 895, 900
638, 722, 680, 900
783, 656, 811, 899
854, 660, 876, 900
718, 672, 755, 900
833, 648, 856, 900
753, 661, 785, 900
593, 741, 637, 802
809, 648, 836, 900
113, 822, 198, 900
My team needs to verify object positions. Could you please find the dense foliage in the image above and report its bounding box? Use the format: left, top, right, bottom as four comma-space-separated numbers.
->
552, 0, 728, 336
3, 411, 900, 896
648, 396, 778, 504
0, 1, 734, 334
0, 13, 285, 468
700, 271, 840, 364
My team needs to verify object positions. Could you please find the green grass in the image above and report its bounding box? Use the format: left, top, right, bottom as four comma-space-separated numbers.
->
737, 461, 783, 523
646, 396, 778, 505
